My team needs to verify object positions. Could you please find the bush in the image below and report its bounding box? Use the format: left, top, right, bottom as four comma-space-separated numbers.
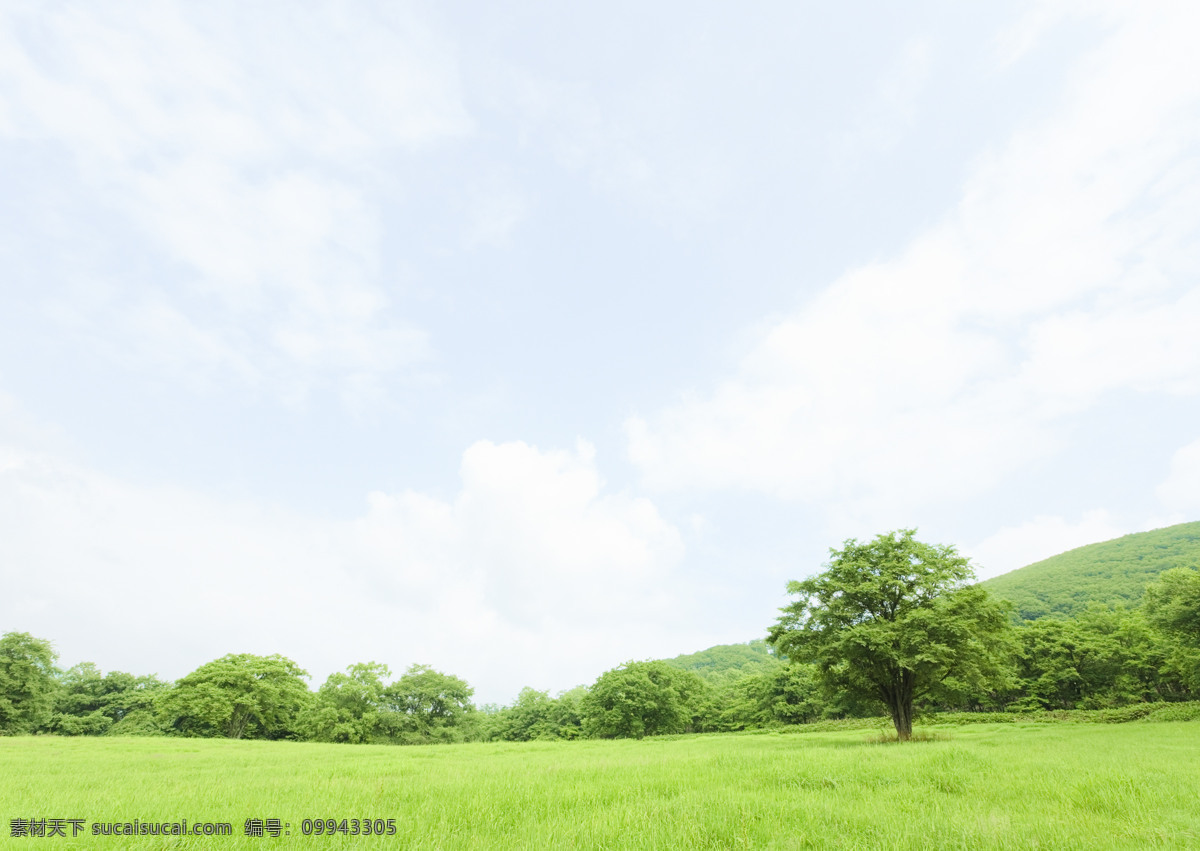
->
1144, 701, 1200, 722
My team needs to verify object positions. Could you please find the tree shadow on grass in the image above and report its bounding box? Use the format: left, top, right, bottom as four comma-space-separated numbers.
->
861, 731, 952, 745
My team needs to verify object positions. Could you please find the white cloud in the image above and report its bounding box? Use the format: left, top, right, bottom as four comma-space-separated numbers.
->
0, 1, 469, 397
354, 439, 684, 625
0, 438, 688, 703
627, 3, 1200, 528
964, 509, 1127, 580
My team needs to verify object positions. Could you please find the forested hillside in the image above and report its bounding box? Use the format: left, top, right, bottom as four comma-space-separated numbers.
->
659, 640, 781, 685
981, 521, 1200, 620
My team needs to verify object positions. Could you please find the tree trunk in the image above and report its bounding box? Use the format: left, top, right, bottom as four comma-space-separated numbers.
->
890, 700, 912, 741
226, 707, 251, 739
882, 672, 914, 741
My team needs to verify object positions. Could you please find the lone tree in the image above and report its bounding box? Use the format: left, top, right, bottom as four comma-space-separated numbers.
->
767, 529, 1010, 741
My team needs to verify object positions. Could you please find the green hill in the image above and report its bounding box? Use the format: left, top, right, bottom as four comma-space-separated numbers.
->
980, 521, 1200, 620
660, 640, 782, 685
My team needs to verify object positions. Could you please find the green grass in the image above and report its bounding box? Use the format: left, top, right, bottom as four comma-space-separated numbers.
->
2, 722, 1199, 849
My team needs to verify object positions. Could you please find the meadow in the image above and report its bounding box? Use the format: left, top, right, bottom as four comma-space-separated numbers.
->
3, 721, 1199, 850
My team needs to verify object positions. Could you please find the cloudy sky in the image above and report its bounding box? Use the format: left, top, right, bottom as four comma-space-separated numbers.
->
2, 0, 1199, 704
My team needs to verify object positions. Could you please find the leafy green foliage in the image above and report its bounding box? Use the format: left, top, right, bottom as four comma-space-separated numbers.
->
482, 686, 586, 742
769, 530, 1012, 740
699, 663, 827, 731
1001, 607, 1189, 710
302, 662, 390, 743
380, 664, 476, 744
157, 654, 312, 740
1144, 567, 1200, 644
1143, 567, 1200, 689
581, 660, 707, 739
0, 632, 58, 735
982, 521, 1200, 620
656, 642, 828, 732
751, 663, 826, 725
48, 663, 167, 736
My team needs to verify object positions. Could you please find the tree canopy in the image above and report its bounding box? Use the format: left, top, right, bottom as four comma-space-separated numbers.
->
302, 662, 391, 744
0, 631, 58, 735
49, 663, 167, 736
1143, 567, 1200, 645
380, 664, 476, 744
157, 653, 311, 740
580, 660, 707, 739
483, 686, 586, 742
768, 529, 1011, 740
1143, 567, 1200, 689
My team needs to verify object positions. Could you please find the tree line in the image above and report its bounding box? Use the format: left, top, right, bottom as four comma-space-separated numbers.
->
3, 531, 1198, 743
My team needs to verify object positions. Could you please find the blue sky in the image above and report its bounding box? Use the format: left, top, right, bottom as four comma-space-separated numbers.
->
2, 0, 1199, 704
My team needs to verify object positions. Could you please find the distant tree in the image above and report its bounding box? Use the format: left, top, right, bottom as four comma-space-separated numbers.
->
1000, 606, 1186, 711
703, 675, 759, 732
581, 660, 707, 739
487, 686, 587, 742
490, 687, 555, 741
753, 663, 826, 725
380, 664, 476, 744
1008, 616, 1112, 710
703, 663, 827, 732
50, 669, 113, 735
302, 662, 390, 743
0, 632, 59, 735
158, 654, 312, 740
1144, 568, 1200, 644
1107, 608, 1194, 703
1144, 568, 1200, 688
550, 686, 588, 738
49, 663, 168, 736
768, 530, 1011, 741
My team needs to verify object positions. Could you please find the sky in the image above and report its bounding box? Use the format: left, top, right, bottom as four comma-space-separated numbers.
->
2, 0, 1199, 705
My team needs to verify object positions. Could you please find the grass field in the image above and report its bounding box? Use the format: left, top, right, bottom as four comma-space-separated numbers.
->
3, 721, 1199, 849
